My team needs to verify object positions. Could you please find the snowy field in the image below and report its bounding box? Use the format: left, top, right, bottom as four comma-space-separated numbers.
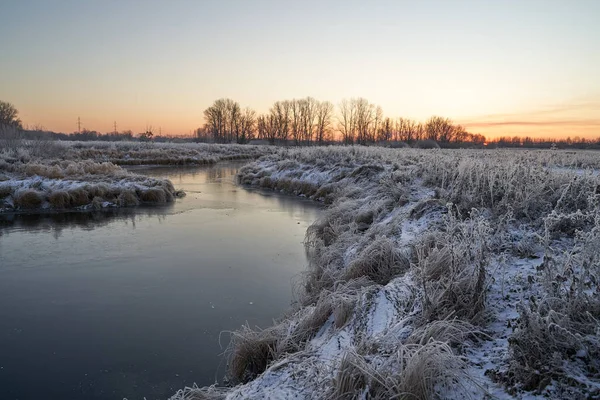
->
172, 147, 600, 399
0, 140, 272, 213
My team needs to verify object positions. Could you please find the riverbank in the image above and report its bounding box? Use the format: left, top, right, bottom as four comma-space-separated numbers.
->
174, 147, 600, 399
0, 141, 273, 213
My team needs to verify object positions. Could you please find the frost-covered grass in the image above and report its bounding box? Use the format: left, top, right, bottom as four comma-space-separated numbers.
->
173, 146, 600, 399
0, 161, 183, 212
0, 140, 273, 213
0, 137, 274, 166
62, 141, 273, 166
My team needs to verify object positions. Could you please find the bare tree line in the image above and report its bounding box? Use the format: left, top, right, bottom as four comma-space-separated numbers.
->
200, 97, 335, 145
198, 97, 486, 146
2, 98, 486, 146
200, 98, 257, 144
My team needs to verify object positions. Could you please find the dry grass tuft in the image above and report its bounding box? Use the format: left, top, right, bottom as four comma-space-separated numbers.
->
0, 184, 12, 199
392, 341, 467, 399
333, 299, 355, 329
414, 210, 490, 324
117, 190, 140, 207
330, 341, 468, 400
48, 191, 71, 209
91, 196, 104, 210
139, 187, 167, 203
406, 318, 480, 347
14, 189, 44, 209
330, 352, 368, 399
168, 384, 227, 400
69, 187, 91, 207
344, 236, 410, 285
227, 325, 281, 383
285, 299, 333, 350
419, 246, 452, 282
86, 183, 110, 199
24, 163, 64, 179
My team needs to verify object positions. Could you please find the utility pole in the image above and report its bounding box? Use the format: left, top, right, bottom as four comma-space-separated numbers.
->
113, 121, 117, 135
77, 117, 81, 134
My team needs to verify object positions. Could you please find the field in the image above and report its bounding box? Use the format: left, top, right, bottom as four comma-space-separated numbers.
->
171, 147, 600, 399
0, 138, 272, 213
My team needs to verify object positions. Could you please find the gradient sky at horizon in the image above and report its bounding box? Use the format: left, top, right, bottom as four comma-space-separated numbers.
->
1, 0, 599, 138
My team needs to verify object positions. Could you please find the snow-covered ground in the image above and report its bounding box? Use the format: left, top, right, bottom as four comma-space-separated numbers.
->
172, 147, 600, 399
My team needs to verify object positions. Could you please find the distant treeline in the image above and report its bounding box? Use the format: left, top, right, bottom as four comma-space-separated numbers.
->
3, 95, 600, 149
8, 123, 600, 150
197, 97, 486, 147
2, 126, 195, 143
487, 136, 600, 150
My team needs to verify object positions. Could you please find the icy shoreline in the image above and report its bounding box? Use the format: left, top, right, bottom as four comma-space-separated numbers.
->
0, 141, 274, 214
173, 147, 600, 399
0, 161, 183, 213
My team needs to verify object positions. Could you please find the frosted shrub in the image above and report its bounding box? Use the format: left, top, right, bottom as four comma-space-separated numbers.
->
415, 207, 491, 323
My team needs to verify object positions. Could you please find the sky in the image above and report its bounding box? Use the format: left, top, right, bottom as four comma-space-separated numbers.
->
1, 0, 599, 138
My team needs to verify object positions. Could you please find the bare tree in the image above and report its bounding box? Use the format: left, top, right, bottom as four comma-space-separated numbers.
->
203, 98, 242, 143
371, 105, 383, 143
290, 99, 302, 145
299, 97, 317, 145
236, 107, 256, 143
353, 98, 380, 145
396, 118, 418, 143
414, 122, 425, 141
226, 99, 241, 143
195, 126, 210, 142
270, 100, 291, 143
257, 113, 278, 145
0, 101, 22, 129
338, 98, 357, 145
203, 99, 228, 142
379, 117, 394, 143
453, 124, 469, 143
315, 100, 334, 145
426, 116, 454, 143
256, 115, 267, 141
355, 98, 370, 145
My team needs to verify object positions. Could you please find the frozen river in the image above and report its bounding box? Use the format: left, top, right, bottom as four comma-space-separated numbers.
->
0, 162, 321, 400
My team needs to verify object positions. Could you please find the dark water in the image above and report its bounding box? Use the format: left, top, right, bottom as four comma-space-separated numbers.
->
0, 163, 321, 400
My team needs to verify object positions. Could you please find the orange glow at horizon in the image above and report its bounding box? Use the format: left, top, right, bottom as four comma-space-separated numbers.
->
458, 99, 600, 139
16, 97, 600, 141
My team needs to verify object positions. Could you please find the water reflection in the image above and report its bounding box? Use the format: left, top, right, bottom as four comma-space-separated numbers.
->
0, 208, 171, 239
0, 162, 319, 236
0, 162, 321, 400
